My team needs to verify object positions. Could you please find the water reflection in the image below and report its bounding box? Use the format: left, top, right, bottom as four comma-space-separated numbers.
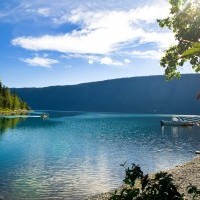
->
1, 113, 200, 199
0, 117, 26, 134
161, 125, 200, 139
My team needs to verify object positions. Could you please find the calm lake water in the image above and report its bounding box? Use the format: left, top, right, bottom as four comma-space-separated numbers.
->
0, 111, 200, 200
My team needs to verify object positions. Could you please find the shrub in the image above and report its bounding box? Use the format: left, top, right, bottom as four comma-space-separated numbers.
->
110, 164, 200, 200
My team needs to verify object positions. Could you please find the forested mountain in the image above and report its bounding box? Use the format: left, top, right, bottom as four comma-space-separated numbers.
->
13, 74, 200, 115
0, 81, 30, 111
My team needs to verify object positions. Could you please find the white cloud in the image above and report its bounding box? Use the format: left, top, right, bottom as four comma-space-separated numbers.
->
124, 59, 131, 63
100, 57, 124, 66
139, 32, 175, 49
12, 2, 174, 57
0, 0, 169, 21
129, 50, 164, 59
37, 8, 50, 17
129, 3, 170, 24
62, 53, 129, 66
20, 56, 59, 68
56, 2, 170, 25
88, 60, 94, 64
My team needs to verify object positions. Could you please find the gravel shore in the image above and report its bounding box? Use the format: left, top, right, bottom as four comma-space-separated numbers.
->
88, 156, 200, 200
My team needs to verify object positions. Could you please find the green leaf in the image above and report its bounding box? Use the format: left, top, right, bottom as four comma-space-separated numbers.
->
157, 0, 200, 79
182, 47, 200, 57
192, 43, 200, 48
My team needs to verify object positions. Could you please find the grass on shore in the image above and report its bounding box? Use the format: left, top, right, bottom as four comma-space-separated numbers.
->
0, 109, 30, 115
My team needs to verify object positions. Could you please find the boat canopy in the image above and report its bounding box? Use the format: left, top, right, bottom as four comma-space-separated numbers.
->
172, 117, 183, 122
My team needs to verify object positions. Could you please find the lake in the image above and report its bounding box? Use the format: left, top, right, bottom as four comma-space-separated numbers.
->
0, 111, 200, 200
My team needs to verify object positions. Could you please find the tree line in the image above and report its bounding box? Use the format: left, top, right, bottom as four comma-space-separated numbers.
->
0, 81, 30, 111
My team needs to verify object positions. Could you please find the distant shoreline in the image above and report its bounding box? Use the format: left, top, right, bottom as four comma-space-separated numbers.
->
0, 109, 30, 116
13, 74, 200, 115
88, 156, 200, 200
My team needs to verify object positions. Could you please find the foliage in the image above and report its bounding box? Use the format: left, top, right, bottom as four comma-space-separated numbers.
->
182, 42, 200, 57
157, 0, 200, 79
110, 163, 200, 200
0, 80, 30, 111
187, 185, 200, 200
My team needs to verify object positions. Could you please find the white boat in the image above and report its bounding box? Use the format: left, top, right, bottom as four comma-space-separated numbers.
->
41, 113, 49, 118
160, 117, 194, 126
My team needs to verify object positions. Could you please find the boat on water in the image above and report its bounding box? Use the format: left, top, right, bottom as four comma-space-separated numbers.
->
41, 113, 49, 118
160, 116, 194, 126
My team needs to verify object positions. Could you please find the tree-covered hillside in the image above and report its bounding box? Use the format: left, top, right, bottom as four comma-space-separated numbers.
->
0, 81, 30, 112
13, 74, 200, 115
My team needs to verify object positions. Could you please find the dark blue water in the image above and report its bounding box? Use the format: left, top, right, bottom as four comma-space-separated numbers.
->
0, 111, 200, 200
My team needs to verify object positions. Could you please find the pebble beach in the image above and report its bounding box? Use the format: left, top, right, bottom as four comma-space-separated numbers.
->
88, 156, 200, 200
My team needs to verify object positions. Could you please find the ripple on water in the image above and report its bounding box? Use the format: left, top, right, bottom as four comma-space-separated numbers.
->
0, 112, 199, 199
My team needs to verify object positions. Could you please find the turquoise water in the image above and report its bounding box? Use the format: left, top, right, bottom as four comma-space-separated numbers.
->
0, 111, 200, 200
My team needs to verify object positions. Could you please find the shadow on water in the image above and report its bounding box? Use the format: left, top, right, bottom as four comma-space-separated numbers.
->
0, 111, 65, 135
0, 117, 26, 134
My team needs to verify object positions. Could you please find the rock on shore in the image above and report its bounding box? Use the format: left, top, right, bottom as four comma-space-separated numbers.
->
168, 156, 200, 200
88, 156, 200, 200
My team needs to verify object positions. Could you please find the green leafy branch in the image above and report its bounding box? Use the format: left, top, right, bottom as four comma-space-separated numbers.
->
110, 163, 200, 200
182, 42, 200, 57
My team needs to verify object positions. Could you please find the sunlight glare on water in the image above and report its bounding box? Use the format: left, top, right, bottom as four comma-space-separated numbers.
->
0, 111, 199, 199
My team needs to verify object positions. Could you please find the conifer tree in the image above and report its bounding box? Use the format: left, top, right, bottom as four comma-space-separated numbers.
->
0, 80, 30, 111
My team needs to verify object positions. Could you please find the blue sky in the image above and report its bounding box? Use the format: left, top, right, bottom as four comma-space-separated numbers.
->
0, 0, 194, 87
